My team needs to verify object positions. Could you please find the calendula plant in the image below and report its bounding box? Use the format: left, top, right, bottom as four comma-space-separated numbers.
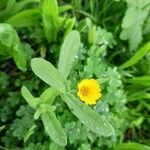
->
21, 30, 114, 146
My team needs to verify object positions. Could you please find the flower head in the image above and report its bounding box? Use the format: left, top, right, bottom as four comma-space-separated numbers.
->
77, 79, 101, 105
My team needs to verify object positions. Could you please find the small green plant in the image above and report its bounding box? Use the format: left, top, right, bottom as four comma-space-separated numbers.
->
0, 0, 150, 149
21, 30, 114, 146
0, 23, 27, 71
120, 0, 150, 51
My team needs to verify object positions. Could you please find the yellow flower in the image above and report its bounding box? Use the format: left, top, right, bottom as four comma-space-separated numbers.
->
77, 79, 101, 105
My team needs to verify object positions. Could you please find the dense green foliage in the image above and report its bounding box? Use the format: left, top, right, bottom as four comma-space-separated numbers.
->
0, 0, 150, 149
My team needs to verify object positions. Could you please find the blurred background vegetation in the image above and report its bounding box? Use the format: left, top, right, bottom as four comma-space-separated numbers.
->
0, 0, 150, 149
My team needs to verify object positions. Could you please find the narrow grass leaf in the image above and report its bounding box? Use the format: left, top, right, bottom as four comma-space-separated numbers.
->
126, 76, 150, 86
120, 42, 150, 69
113, 143, 150, 150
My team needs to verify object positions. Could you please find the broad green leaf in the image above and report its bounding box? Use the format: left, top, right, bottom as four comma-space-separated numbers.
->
5, 9, 41, 28
13, 44, 27, 71
0, 42, 11, 56
0, 23, 28, 71
126, 76, 150, 86
42, 0, 58, 42
0, 0, 15, 21
40, 87, 59, 105
0, 23, 19, 48
10, 0, 40, 15
61, 94, 114, 137
31, 58, 67, 93
58, 30, 80, 79
120, 1, 149, 51
44, 0, 58, 16
41, 111, 67, 146
21, 86, 39, 109
113, 142, 150, 150
120, 42, 150, 69
24, 125, 36, 142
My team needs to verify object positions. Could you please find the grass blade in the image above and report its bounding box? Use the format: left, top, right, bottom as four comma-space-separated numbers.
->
120, 42, 150, 69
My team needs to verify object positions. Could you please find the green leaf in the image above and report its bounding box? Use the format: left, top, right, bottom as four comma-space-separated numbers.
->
61, 94, 114, 137
58, 5, 72, 13
0, 0, 15, 21
41, 111, 67, 146
10, 0, 39, 15
5, 9, 41, 28
42, 0, 58, 43
34, 104, 56, 120
13, 44, 27, 71
31, 58, 67, 93
42, 14, 57, 43
0, 23, 28, 71
113, 142, 150, 150
45, 0, 58, 16
64, 17, 76, 37
120, 42, 150, 69
126, 76, 150, 86
21, 86, 39, 109
58, 30, 80, 79
40, 87, 59, 105
0, 23, 19, 48
88, 25, 97, 45
24, 125, 36, 142
120, 1, 149, 51
0, 125, 5, 132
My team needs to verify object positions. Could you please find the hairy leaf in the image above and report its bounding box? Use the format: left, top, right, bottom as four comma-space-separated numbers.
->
21, 86, 39, 109
58, 30, 80, 79
40, 87, 59, 105
61, 94, 114, 137
41, 111, 67, 146
31, 58, 67, 93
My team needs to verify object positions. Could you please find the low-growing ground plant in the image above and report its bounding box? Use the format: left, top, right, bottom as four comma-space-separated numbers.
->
0, 0, 150, 150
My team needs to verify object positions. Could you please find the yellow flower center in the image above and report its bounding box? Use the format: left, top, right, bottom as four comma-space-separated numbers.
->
77, 79, 101, 105
80, 86, 89, 97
